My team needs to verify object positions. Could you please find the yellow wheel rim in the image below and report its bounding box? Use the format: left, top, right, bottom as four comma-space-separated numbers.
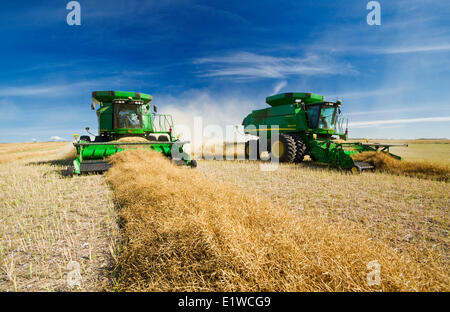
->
351, 167, 359, 174
271, 141, 285, 158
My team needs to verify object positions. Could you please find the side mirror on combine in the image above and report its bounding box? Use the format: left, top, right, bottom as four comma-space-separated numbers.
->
85, 127, 90, 132
91, 102, 96, 110
153, 104, 158, 113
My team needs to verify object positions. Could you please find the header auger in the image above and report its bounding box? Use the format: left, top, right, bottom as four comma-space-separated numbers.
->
66, 91, 196, 176
242, 92, 406, 172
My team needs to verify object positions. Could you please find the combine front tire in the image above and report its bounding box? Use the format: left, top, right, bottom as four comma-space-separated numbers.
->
245, 140, 260, 160
158, 135, 170, 142
64, 166, 74, 177
270, 133, 296, 163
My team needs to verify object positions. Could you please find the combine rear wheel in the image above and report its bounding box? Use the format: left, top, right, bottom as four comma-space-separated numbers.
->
270, 133, 296, 163
289, 134, 307, 163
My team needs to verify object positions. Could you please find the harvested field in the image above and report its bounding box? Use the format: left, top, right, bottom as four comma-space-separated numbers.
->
198, 160, 449, 271
0, 143, 118, 291
105, 149, 449, 291
0, 141, 448, 292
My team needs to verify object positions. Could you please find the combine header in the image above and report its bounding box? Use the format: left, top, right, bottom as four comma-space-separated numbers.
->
66, 91, 195, 176
242, 92, 406, 172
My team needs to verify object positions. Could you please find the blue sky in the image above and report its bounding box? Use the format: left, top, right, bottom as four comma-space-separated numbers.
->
1, 0, 450, 142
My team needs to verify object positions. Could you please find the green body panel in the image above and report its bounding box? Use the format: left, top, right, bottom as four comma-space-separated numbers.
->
98, 103, 114, 131
245, 104, 310, 135
244, 92, 402, 170
143, 114, 152, 132
301, 135, 400, 169
72, 141, 192, 174
79, 143, 174, 160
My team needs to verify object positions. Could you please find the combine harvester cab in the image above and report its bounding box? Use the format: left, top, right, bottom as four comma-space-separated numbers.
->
66, 91, 196, 176
242, 92, 406, 172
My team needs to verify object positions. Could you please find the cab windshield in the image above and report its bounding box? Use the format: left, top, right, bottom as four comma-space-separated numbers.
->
318, 106, 337, 129
115, 104, 142, 129
306, 104, 337, 129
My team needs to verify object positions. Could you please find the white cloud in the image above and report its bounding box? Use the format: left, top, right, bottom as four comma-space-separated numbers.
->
272, 80, 287, 94
193, 52, 356, 79
345, 104, 450, 117
0, 81, 94, 97
192, 4, 251, 25
313, 43, 450, 56
48, 136, 67, 142
0, 76, 136, 98
373, 44, 450, 55
325, 87, 406, 101
349, 116, 450, 128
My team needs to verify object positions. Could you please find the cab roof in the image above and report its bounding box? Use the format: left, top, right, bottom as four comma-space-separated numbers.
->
266, 92, 324, 107
92, 91, 152, 104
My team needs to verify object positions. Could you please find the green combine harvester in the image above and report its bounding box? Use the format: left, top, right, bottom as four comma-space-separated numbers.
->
66, 91, 196, 176
242, 92, 406, 173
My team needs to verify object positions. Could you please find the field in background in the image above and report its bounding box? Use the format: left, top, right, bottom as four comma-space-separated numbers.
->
361, 139, 450, 164
0, 140, 448, 291
0, 142, 67, 164
219, 140, 450, 164
382, 143, 450, 164
211, 139, 450, 162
